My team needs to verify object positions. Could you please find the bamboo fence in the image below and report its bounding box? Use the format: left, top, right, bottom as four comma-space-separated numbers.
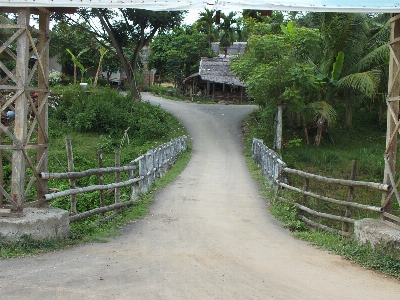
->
41, 136, 188, 223
252, 138, 392, 236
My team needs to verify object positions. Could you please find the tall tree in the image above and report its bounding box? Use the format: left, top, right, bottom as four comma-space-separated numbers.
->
304, 13, 388, 128
231, 24, 323, 150
53, 9, 184, 102
148, 27, 214, 92
219, 12, 238, 56
195, 9, 217, 49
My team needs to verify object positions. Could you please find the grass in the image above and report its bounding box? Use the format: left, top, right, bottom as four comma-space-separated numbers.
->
243, 107, 400, 280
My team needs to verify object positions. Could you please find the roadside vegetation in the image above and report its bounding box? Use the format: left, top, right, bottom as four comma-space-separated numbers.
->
243, 111, 400, 279
235, 11, 399, 278
0, 84, 190, 259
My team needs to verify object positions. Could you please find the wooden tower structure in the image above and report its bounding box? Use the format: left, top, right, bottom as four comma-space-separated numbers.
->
0, 7, 75, 216
382, 13, 400, 222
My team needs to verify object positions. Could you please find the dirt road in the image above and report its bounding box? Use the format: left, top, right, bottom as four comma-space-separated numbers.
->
1, 93, 399, 299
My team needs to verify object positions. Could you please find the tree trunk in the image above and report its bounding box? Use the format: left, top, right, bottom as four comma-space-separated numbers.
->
314, 115, 325, 146
73, 65, 77, 85
128, 71, 141, 102
275, 104, 283, 153
93, 55, 105, 88
303, 123, 310, 145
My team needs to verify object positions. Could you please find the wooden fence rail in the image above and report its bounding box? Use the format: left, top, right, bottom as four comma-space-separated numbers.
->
252, 138, 388, 236
41, 136, 188, 222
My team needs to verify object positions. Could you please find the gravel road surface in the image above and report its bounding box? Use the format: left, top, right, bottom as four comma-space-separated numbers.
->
1, 93, 399, 299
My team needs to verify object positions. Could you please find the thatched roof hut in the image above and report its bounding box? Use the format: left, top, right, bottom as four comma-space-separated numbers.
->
198, 57, 245, 87
182, 56, 247, 102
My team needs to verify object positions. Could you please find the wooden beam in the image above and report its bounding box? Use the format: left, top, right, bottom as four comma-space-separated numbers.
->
36, 9, 50, 207
0, 7, 77, 14
11, 8, 29, 212
383, 13, 400, 214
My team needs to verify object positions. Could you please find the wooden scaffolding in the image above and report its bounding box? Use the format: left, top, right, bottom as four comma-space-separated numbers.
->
0, 7, 75, 216
382, 13, 400, 222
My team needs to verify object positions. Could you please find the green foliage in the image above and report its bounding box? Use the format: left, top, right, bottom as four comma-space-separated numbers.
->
194, 9, 218, 47
270, 196, 307, 232
308, 101, 337, 126
231, 26, 320, 109
243, 106, 399, 279
240, 11, 284, 39
331, 51, 345, 82
50, 21, 98, 70
280, 21, 295, 37
53, 9, 184, 101
50, 85, 171, 144
295, 231, 400, 279
219, 12, 239, 48
147, 28, 214, 87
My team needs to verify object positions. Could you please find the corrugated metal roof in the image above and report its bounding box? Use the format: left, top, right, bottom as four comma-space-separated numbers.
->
0, 0, 399, 13
199, 57, 245, 87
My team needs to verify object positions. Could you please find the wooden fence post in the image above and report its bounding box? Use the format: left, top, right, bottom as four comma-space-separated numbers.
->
303, 178, 310, 206
98, 150, 104, 208
129, 160, 138, 200
343, 160, 357, 232
66, 136, 77, 215
138, 156, 147, 193
115, 152, 121, 203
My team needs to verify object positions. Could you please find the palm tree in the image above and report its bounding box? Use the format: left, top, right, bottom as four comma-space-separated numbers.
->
197, 9, 216, 49
307, 13, 388, 128
219, 12, 237, 56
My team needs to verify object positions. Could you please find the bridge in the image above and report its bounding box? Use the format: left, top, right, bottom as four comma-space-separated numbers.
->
0, 1, 400, 297
1, 93, 399, 298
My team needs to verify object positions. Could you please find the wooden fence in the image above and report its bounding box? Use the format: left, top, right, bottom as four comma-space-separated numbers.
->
252, 138, 395, 236
40, 136, 188, 223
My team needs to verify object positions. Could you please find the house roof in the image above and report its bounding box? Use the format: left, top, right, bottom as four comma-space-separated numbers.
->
183, 72, 199, 84
211, 42, 247, 56
199, 57, 245, 87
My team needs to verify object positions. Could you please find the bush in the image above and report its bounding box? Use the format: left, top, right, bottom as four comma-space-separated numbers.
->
49, 85, 170, 143
49, 70, 63, 86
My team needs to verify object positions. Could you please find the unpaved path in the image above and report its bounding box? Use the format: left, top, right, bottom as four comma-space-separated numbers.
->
1, 93, 399, 299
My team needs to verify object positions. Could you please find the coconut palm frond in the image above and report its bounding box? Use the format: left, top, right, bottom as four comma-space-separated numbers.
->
363, 19, 390, 50
338, 70, 381, 98
309, 101, 337, 126
352, 44, 389, 72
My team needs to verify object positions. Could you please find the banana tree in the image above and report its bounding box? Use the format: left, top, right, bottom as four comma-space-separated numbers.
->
93, 46, 109, 87
66, 48, 89, 85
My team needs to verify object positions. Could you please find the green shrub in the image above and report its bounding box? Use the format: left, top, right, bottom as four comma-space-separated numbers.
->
49, 86, 170, 143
